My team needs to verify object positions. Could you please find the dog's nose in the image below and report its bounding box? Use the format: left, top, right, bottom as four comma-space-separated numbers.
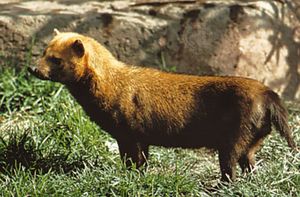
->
28, 66, 49, 80
28, 66, 37, 74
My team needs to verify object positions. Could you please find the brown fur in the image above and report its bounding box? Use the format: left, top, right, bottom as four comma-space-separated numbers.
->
29, 32, 297, 182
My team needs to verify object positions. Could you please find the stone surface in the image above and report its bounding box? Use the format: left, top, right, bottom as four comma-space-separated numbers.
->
0, 0, 299, 100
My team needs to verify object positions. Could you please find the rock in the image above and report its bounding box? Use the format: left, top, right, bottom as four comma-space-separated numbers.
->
0, 0, 299, 100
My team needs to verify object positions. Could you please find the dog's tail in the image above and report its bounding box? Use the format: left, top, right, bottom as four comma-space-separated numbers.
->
265, 90, 297, 149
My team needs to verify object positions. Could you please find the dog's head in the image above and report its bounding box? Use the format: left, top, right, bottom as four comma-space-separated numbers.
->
29, 29, 88, 83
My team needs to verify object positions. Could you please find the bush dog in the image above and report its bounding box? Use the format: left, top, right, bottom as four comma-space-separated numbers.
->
29, 30, 296, 182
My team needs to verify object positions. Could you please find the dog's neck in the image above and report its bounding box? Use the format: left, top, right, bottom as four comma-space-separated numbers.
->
66, 59, 127, 112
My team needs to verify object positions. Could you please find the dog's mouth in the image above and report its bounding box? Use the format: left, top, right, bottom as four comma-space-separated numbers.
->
28, 66, 50, 80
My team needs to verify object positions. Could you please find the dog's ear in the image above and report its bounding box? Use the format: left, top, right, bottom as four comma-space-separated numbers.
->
54, 28, 60, 35
72, 39, 85, 57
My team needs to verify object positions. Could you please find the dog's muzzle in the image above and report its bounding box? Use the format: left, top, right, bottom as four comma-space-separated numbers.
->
28, 66, 49, 80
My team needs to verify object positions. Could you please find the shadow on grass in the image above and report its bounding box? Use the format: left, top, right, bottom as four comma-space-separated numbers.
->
0, 131, 87, 174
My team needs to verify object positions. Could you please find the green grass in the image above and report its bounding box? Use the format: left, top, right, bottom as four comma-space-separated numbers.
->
0, 65, 299, 196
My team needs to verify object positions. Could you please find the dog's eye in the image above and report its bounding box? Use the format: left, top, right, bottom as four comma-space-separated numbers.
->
48, 56, 62, 65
